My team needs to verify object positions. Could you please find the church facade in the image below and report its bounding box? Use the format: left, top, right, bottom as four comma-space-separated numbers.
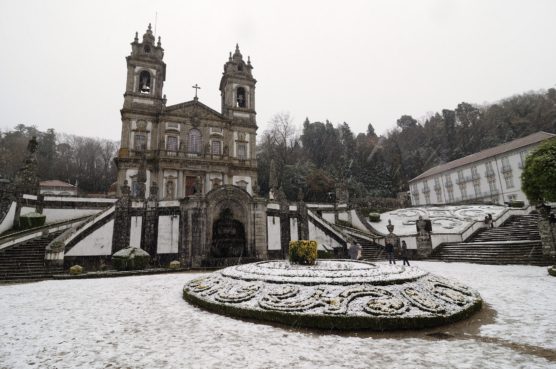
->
115, 24, 258, 199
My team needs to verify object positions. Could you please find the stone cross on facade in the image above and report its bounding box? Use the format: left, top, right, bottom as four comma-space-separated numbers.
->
192, 84, 201, 99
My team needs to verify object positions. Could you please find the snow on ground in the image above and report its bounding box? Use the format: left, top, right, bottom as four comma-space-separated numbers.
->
1, 261, 555, 369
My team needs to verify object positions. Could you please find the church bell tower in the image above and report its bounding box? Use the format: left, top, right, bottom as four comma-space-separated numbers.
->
219, 44, 257, 124
122, 23, 166, 109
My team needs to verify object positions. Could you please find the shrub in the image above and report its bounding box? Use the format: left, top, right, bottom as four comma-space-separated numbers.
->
112, 247, 150, 271
18, 212, 46, 230
549, 265, 556, 277
336, 219, 353, 228
69, 265, 83, 275
289, 240, 317, 265
368, 212, 381, 222
317, 250, 335, 259
169, 260, 181, 270
509, 200, 525, 208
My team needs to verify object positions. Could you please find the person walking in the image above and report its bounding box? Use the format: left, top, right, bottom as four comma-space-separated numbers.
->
385, 241, 396, 264
400, 240, 410, 266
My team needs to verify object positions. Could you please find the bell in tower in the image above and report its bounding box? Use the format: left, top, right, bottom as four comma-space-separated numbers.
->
219, 44, 257, 123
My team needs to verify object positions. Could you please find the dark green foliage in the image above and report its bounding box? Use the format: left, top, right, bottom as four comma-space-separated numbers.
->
256, 89, 556, 202
521, 138, 556, 205
336, 219, 353, 228
508, 200, 525, 208
368, 213, 381, 222
548, 265, 556, 277
18, 212, 46, 229
317, 250, 335, 259
0, 124, 118, 194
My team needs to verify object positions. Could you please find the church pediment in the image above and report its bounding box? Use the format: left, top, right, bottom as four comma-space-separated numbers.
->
163, 100, 228, 122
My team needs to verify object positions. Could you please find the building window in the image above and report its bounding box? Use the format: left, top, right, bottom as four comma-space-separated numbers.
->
424, 191, 431, 205
236, 87, 246, 108
134, 133, 147, 151
447, 187, 454, 202
211, 140, 222, 155
519, 150, 528, 168
488, 178, 497, 194
501, 156, 512, 173
188, 129, 202, 154
504, 175, 514, 189
138, 70, 151, 93
471, 166, 479, 179
460, 184, 468, 200
166, 136, 178, 151
237, 143, 247, 159
473, 180, 481, 197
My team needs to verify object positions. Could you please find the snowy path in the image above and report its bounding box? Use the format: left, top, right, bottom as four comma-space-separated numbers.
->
0, 261, 555, 369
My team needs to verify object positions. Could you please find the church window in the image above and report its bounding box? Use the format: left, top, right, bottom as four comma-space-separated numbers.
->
188, 129, 202, 154
236, 87, 246, 108
139, 71, 151, 93
134, 133, 147, 151
144, 45, 151, 53
166, 136, 178, 151
211, 140, 222, 155
237, 143, 247, 159
238, 63, 243, 71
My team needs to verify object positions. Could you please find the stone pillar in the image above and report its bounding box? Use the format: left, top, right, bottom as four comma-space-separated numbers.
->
385, 220, 400, 255
297, 200, 309, 241
253, 197, 268, 259
141, 182, 159, 261
111, 180, 132, 254
178, 198, 190, 268
538, 219, 556, 259
35, 194, 44, 214
278, 190, 290, 259
415, 217, 433, 258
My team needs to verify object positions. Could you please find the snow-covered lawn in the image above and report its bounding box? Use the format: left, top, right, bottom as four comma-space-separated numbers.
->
1, 261, 555, 369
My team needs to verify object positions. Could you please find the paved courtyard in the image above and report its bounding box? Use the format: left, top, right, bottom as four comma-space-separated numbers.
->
1, 261, 555, 369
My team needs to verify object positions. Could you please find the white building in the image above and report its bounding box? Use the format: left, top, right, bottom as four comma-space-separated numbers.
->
39, 180, 78, 196
408, 131, 555, 206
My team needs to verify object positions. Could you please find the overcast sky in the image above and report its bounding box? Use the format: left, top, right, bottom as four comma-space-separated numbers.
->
1, 0, 555, 141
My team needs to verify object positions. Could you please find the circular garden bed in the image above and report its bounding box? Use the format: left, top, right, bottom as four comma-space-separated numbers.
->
183, 260, 482, 330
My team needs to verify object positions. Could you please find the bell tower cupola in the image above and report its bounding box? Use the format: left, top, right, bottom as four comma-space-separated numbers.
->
123, 23, 166, 109
219, 44, 257, 124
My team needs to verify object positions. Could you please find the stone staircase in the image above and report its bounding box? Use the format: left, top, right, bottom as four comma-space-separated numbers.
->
468, 214, 541, 242
351, 235, 385, 262
0, 231, 64, 282
432, 214, 550, 266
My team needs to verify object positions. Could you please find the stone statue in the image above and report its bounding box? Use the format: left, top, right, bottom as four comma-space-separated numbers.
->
416, 216, 432, 240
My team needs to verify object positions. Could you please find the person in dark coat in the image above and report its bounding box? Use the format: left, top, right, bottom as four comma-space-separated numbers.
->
385, 242, 395, 264
487, 213, 494, 228
400, 240, 410, 266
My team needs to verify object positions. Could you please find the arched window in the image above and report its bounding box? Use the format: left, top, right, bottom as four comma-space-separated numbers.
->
188, 129, 202, 154
139, 71, 151, 93
236, 87, 246, 108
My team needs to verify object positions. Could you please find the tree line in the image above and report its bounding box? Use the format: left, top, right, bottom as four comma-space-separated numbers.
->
257, 88, 556, 203
1, 88, 555, 200
0, 124, 118, 194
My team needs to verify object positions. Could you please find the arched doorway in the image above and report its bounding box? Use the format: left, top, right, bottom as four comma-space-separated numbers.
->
210, 208, 246, 257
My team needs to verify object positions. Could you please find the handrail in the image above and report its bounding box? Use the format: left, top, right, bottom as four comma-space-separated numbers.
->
0, 216, 90, 251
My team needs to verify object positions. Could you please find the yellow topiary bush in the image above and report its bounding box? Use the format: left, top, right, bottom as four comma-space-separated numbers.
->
288, 240, 318, 265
